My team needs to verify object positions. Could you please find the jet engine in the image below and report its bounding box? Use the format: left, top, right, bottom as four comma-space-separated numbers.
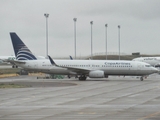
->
89, 70, 104, 78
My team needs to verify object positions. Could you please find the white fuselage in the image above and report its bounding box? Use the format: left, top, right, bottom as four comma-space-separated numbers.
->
14, 59, 158, 77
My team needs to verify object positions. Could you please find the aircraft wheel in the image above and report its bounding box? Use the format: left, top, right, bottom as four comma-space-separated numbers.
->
82, 77, 87, 80
140, 77, 143, 81
68, 75, 71, 79
79, 76, 86, 81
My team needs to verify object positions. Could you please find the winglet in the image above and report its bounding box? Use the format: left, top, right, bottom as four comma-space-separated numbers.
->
69, 55, 73, 60
48, 55, 57, 66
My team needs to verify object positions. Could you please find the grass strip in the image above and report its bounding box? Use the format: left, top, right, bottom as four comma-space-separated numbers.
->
0, 83, 31, 88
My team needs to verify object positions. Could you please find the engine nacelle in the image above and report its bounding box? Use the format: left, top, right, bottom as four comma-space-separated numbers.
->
89, 70, 104, 78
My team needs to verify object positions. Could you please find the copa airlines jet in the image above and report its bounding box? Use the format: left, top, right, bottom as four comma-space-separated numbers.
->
10, 32, 158, 81
132, 57, 160, 67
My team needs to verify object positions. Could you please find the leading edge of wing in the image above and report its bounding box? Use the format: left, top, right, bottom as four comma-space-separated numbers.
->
48, 55, 91, 72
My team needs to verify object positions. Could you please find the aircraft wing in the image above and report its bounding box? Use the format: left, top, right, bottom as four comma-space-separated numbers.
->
48, 55, 91, 74
59, 65, 91, 74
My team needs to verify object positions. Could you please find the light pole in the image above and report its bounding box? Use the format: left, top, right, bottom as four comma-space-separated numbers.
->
90, 21, 93, 59
105, 24, 108, 60
118, 25, 120, 60
73, 18, 77, 59
44, 13, 49, 58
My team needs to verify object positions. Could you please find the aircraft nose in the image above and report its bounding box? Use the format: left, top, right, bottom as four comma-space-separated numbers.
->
152, 68, 159, 73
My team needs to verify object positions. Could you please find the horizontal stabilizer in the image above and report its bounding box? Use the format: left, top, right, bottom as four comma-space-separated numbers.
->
7, 59, 26, 64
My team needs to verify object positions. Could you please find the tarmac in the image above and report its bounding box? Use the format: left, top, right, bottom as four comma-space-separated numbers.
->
0, 74, 160, 120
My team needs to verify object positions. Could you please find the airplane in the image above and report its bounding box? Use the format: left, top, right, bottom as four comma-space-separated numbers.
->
132, 57, 160, 67
0, 56, 17, 68
9, 32, 158, 81
0, 55, 45, 68
0, 56, 15, 61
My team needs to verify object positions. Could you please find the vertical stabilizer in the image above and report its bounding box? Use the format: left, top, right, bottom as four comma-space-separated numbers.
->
10, 33, 37, 60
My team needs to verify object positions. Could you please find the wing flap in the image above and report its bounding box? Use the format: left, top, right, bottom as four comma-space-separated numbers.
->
60, 66, 90, 74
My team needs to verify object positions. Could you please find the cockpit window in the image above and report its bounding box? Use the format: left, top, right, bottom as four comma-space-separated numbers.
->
145, 65, 152, 67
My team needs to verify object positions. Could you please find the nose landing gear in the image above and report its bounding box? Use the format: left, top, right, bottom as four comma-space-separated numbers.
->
140, 76, 144, 81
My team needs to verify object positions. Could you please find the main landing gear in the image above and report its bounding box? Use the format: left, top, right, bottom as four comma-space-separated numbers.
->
12, 65, 18, 68
78, 75, 87, 81
140, 76, 144, 81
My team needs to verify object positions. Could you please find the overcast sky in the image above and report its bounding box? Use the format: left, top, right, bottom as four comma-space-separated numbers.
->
1, 0, 160, 58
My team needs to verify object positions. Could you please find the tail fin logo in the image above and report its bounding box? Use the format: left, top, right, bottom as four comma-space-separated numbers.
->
16, 46, 37, 60
10, 33, 37, 60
